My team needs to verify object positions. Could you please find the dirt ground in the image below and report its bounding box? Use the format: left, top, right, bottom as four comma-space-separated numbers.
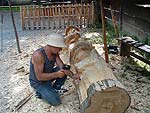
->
0, 29, 150, 113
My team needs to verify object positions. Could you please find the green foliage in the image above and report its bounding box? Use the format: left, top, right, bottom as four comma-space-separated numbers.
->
105, 23, 118, 45
143, 37, 150, 45
0, 7, 20, 12
88, 35, 103, 44
82, 30, 103, 44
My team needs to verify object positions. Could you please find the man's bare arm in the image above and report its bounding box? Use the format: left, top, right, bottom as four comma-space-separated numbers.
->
32, 51, 65, 81
56, 54, 64, 69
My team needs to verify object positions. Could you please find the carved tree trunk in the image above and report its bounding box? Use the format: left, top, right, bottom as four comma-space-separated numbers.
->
69, 42, 131, 113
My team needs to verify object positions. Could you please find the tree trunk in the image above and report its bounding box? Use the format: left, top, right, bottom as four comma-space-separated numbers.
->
69, 41, 131, 113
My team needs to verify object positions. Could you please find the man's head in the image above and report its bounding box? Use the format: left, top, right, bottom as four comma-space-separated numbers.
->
46, 33, 67, 48
45, 33, 67, 54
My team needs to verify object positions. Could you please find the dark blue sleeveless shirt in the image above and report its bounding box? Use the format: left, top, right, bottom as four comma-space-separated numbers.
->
29, 48, 56, 86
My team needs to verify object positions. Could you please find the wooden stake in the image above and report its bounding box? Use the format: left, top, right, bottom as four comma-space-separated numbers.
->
100, 0, 109, 63
9, 1, 21, 53
14, 92, 33, 111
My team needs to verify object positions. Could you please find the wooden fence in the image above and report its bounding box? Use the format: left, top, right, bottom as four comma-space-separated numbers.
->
21, 3, 94, 30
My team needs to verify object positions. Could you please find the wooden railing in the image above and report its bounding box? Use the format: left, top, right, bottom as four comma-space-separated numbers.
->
119, 37, 150, 65
21, 3, 94, 30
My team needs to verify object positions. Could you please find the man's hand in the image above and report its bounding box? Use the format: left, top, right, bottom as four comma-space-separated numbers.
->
58, 68, 81, 80
63, 69, 72, 76
57, 69, 66, 78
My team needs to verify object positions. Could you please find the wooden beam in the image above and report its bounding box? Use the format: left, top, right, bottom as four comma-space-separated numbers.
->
110, 0, 119, 39
130, 52, 150, 65
100, 0, 109, 63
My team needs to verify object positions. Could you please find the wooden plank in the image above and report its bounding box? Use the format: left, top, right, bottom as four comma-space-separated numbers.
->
27, 6, 31, 30
33, 5, 36, 29
67, 4, 70, 26
42, 6, 46, 29
35, 6, 39, 29
79, 4, 82, 27
72, 4, 75, 25
55, 5, 59, 28
40, 6, 45, 29
138, 45, 150, 54
37, 6, 41, 29
29, 5, 33, 30
52, 5, 56, 28
71, 4, 74, 25
61, 4, 65, 28
47, 6, 51, 29
24, 6, 27, 30
130, 52, 150, 65
44, 6, 48, 29
21, 6, 25, 30
58, 5, 61, 28
69, 4, 72, 25
49, 5, 52, 16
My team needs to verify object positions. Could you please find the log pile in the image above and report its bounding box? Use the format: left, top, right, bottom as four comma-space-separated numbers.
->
65, 26, 131, 113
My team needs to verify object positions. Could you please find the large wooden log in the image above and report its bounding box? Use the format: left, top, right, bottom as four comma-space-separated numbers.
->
64, 26, 131, 113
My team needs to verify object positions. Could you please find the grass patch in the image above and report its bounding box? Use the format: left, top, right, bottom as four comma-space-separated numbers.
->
0, 6, 20, 12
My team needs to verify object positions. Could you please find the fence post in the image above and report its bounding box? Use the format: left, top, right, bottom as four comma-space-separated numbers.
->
91, 1, 94, 25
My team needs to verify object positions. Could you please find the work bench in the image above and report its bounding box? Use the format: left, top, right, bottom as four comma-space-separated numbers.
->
118, 37, 150, 65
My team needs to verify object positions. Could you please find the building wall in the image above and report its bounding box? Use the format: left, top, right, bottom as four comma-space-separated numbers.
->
104, 1, 150, 41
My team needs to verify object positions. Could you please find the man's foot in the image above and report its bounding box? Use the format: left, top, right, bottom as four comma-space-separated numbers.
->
35, 91, 42, 99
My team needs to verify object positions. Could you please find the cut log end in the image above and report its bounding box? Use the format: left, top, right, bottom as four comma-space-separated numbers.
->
80, 79, 131, 113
